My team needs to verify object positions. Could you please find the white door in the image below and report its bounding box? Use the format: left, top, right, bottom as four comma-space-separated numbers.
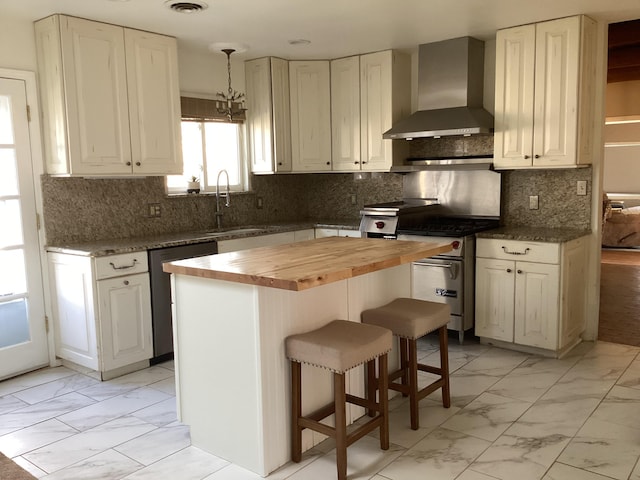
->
475, 258, 515, 342
0, 78, 48, 380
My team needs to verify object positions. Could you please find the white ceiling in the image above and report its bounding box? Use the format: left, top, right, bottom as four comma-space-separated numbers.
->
4, 0, 640, 59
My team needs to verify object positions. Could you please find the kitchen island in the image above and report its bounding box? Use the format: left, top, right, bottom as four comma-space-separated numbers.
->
163, 236, 452, 476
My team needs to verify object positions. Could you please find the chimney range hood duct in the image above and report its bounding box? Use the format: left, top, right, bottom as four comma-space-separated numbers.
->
384, 36, 493, 139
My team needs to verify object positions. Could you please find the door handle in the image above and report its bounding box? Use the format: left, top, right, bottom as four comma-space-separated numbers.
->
414, 261, 458, 280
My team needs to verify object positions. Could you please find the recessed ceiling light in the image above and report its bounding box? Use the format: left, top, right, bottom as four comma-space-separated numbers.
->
164, 1, 208, 13
288, 39, 311, 46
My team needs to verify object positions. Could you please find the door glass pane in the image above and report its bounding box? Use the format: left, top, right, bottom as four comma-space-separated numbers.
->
0, 298, 30, 348
0, 199, 24, 247
0, 249, 26, 296
0, 95, 14, 144
0, 148, 18, 196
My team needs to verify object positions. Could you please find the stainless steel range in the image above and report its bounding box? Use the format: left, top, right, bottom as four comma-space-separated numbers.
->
359, 169, 501, 343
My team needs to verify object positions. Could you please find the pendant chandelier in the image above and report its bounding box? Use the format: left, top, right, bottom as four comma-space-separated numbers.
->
216, 48, 246, 121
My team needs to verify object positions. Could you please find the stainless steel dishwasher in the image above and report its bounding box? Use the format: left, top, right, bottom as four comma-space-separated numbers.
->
147, 241, 218, 363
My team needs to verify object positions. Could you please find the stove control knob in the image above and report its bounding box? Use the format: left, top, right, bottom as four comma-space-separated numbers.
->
375, 221, 385, 229
452, 240, 461, 250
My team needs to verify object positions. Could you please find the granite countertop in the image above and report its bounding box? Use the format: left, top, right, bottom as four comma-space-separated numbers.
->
476, 226, 591, 243
163, 237, 453, 291
46, 220, 360, 256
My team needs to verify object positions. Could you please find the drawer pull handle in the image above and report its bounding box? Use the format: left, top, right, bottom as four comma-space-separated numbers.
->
109, 259, 138, 270
502, 246, 530, 256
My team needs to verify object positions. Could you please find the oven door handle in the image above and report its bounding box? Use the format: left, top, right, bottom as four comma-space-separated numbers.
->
413, 261, 459, 280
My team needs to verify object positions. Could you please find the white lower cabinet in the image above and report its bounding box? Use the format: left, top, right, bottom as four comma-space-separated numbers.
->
217, 229, 315, 253
314, 228, 361, 238
475, 237, 587, 355
48, 251, 152, 378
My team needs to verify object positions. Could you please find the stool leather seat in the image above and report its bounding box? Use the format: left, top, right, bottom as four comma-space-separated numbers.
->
286, 320, 392, 373
361, 298, 450, 340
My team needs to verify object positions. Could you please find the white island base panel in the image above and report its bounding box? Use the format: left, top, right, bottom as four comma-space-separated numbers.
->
170, 264, 409, 477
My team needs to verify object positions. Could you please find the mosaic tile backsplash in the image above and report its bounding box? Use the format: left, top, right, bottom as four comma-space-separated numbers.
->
42, 165, 592, 244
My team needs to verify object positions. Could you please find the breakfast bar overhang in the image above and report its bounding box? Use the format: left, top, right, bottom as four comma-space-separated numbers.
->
163, 237, 452, 476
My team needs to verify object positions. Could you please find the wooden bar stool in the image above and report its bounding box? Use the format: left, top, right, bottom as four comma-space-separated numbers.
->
285, 320, 392, 480
362, 298, 451, 430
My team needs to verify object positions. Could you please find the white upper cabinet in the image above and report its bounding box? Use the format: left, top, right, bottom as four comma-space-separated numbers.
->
331, 56, 361, 171
245, 57, 292, 173
360, 50, 410, 171
35, 15, 182, 176
331, 50, 410, 172
289, 61, 332, 172
493, 15, 596, 169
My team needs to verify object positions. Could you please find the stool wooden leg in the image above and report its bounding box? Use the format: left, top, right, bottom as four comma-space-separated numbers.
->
367, 359, 376, 417
291, 361, 302, 463
379, 353, 389, 450
408, 338, 419, 430
399, 338, 409, 396
439, 326, 451, 408
334, 372, 347, 480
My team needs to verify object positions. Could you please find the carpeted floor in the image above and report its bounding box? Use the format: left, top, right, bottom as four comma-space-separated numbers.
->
0, 453, 36, 480
599, 249, 640, 346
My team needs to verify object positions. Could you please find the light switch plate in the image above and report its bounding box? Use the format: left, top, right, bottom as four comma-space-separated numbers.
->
577, 180, 587, 196
529, 195, 539, 210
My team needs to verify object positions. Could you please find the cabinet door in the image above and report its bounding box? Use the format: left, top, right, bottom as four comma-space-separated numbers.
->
532, 16, 581, 167
514, 262, 559, 349
493, 24, 535, 169
96, 273, 152, 371
290, 61, 332, 171
475, 258, 515, 342
125, 29, 182, 175
331, 56, 361, 171
48, 254, 99, 370
271, 58, 293, 172
245, 57, 274, 173
59, 16, 132, 175
360, 50, 393, 171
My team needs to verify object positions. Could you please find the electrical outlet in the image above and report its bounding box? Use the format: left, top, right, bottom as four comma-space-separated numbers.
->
577, 180, 587, 196
148, 203, 161, 217
529, 195, 539, 210
350, 193, 357, 205
256, 197, 264, 209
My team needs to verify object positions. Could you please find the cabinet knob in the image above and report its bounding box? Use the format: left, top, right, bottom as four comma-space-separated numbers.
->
506, 268, 512, 273
135, 162, 141, 166
523, 155, 530, 160
534, 155, 540, 159
354, 161, 360, 164
326, 162, 330, 165
123, 280, 130, 286
361, 161, 367, 164
517, 269, 523, 274
278, 162, 282, 165
126, 161, 131, 166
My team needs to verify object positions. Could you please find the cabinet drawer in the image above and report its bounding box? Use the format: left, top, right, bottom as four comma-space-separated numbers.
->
95, 252, 148, 279
476, 239, 559, 264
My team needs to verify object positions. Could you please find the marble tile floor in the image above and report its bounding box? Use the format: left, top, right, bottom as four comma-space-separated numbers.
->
2, 338, 640, 479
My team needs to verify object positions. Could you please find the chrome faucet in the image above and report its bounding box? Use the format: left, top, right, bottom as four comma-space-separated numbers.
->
215, 169, 231, 230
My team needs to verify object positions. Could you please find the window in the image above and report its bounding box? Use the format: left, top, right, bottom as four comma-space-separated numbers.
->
167, 97, 248, 194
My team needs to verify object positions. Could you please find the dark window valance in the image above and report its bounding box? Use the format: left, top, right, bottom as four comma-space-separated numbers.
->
180, 96, 245, 123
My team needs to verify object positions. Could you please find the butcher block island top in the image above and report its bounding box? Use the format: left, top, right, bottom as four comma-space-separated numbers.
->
163, 236, 453, 291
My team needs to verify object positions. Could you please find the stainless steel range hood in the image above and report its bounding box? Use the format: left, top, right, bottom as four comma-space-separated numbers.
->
384, 37, 493, 139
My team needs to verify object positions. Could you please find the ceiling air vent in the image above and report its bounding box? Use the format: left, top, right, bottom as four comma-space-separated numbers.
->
164, 1, 208, 13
